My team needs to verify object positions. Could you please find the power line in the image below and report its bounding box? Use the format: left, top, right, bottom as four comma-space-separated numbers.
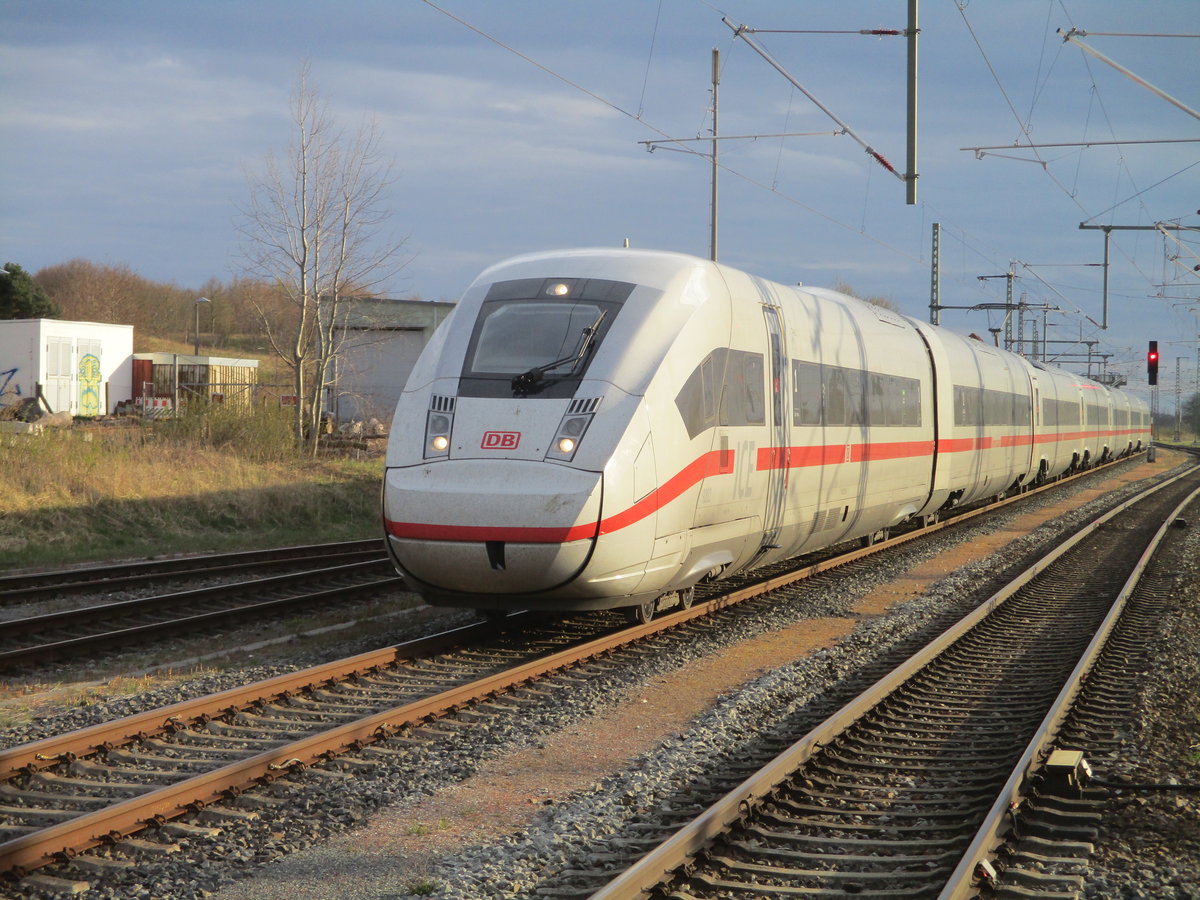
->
963, 137, 1200, 153
421, 0, 920, 266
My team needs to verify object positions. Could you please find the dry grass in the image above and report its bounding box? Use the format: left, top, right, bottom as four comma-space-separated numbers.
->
0, 415, 382, 570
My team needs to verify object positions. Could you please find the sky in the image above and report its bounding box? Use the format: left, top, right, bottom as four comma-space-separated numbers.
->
2, 0, 1198, 402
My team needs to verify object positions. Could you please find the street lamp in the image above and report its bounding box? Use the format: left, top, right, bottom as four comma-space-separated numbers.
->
193, 297, 210, 356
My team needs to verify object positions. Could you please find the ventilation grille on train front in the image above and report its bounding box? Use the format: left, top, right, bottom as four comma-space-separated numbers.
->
430, 395, 456, 413
568, 397, 601, 415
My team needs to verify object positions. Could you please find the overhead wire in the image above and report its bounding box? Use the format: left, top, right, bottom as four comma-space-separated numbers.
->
423, 0, 1179, 361
637, 0, 664, 119
959, 0, 1193, 349
421, 0, 922, 267
1024, 0, 1058, 133
419, 0, 674, 142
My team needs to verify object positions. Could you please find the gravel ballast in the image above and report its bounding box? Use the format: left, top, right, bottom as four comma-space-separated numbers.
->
4, 455, 1197, 899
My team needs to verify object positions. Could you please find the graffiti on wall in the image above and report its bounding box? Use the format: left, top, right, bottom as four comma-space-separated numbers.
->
0, 367, 22, 409
78, 354, 101, 416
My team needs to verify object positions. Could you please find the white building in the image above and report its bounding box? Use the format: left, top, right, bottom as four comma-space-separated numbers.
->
0, 319, 133, 416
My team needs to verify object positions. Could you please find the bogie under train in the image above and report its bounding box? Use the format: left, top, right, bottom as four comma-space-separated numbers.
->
383, 249, 1149, 618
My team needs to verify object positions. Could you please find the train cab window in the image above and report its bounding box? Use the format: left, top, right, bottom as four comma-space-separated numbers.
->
675, 348, 766, 439
459, 277, 634, 398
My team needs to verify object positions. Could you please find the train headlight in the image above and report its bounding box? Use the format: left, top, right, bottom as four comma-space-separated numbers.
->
425, 411, 453, 459
546, 413, 593, 462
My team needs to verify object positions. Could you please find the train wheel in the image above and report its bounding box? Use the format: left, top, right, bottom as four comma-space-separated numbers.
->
629, 599, 656, 624
679, 587, 695, 610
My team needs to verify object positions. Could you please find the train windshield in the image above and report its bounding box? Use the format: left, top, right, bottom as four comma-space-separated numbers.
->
460, 277, 633, 398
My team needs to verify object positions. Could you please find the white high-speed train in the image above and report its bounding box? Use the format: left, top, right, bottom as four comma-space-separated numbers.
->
382, 249, 1150, 620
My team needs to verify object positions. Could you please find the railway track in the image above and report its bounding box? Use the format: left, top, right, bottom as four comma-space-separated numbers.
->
0, 453, 1182, 894
0, 458, 1138, 677
0, 559, 403, 670
0, 539, 387, 604
584, 462, 1200, 899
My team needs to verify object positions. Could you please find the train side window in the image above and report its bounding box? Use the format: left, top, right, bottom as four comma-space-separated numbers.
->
792, 360, 822, 426
845, 369, 865, 425
822, 365, 868, 427
701, 354, 718, 421
720, 350, 765, 427
824, 368, 847, 425
676, 350, 720, 439
868, 374, 888, 426
676, 349, 766, 438
953, 385, 978, 427
899, 377, 921, 426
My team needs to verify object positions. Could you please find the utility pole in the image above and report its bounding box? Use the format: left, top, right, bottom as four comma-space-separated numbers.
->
929, 222, 941, 324
710, 48, 719, 262
1176, 357, 1183, 442
1017, 297, 1026, 356
1078, 222, 1195, 330
977, 268, 1016, 351
905, 0, 918, 205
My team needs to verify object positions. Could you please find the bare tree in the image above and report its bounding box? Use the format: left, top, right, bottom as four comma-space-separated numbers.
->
833, 280, 904, 314
239, 62, 408, 454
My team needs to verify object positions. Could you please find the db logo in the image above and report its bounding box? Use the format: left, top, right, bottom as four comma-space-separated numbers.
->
482, 431, 521, 450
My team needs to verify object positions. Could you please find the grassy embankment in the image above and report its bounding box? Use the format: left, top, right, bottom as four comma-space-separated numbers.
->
1, 406, 384, 572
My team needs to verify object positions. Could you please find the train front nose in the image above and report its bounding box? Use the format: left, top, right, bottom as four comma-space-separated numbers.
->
383, 460, 602, 600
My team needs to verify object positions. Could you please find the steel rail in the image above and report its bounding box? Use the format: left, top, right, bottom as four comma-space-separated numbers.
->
0, 575, 402, 670
589, 462, 1195, 900
0, 540, 386, 601
0, 561, 399, 669
0, 609, 683, 876
938, 478, 1200, 898
0, 616, 527, 781
2, 559, 393, 641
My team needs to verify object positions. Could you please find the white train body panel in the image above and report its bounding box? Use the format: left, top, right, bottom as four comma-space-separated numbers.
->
383, 249, 1151, 613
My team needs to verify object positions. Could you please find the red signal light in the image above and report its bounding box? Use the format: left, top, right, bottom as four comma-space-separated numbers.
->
1147, 340, 1159, 385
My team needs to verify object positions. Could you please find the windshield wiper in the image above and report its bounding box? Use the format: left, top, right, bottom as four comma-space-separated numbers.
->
511, 309, 608, 397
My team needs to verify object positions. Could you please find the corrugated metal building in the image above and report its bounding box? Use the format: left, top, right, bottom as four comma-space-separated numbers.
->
0, 319, 133, 416
330, 297, 454, 423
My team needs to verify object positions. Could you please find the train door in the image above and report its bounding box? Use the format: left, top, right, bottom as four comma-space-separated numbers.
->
754, 304, 789, 560
1027, 372, 1040, 482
